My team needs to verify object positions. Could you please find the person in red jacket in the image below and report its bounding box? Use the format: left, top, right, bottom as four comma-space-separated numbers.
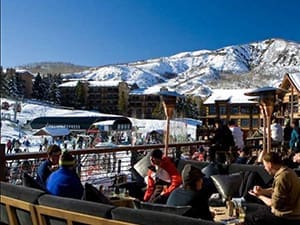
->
143, 149, 182, 203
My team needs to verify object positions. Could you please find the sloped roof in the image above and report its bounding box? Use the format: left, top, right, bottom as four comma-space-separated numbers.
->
204, 89, 256, 104
33, 127, 70, 137
288, 73, 300, 92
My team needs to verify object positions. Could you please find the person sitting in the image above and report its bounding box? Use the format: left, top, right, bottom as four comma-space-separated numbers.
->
246, 152, 300, 225
46, 150, 84, 199
235, 147, 250, 164
167, 164, 214, 221
36, 144, 62, 189
143, 149, 182, 204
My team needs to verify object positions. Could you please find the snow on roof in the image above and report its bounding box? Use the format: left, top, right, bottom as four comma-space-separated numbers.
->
130, 85, 176, 95
204, 89, 257, 104
92, 120, 115, 126
2, 68, 35, 76
33, 127, 70, 137
289, 73, 300, 91
59, 80, 120, 87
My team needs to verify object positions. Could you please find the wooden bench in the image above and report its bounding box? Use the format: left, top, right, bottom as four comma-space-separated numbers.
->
35, 204, 135, 225
0, 195, 39, 225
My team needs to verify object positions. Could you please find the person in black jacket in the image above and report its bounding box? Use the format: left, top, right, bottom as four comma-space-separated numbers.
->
209, 118, 235, 163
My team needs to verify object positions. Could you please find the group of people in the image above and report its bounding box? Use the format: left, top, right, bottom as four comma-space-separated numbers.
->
142, 148, 214, 220
36, 144, 83, 199
32, 123, 300, 225
142, 148, 300, 224
193, 117, 300, 167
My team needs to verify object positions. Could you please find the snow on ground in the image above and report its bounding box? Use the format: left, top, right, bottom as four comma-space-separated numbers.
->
1, 98, 197, 152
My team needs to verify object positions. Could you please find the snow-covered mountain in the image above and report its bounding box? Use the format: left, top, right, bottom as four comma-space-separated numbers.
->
60, 39, 300, 96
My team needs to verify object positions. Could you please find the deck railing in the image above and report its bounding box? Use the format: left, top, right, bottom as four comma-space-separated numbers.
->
0, 142, 206, 186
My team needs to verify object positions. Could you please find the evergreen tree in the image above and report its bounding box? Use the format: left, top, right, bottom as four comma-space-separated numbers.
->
74, 81, 86, 108
48, 82, 61, 104
8, 75, 19, 98
0, 71, 9, 97
41, 75, 51, 101
15, 75, 24, 98
32, 73, 45, 100
176, 96, 199, 119
118, 91, 127, 115
152, 101, 164, 119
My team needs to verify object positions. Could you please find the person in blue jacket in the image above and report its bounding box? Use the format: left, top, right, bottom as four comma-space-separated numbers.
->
36, 144, 62, 189
289, 119, 300, 153
46, 150, 83, 199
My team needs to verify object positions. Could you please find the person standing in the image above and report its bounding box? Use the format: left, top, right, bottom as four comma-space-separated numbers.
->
143, 149, 182, 204
36, 144, 62, 189
270, 118, 283, 147
46, 150, 83, 199
6, 139, 12, 154
289, 119, 300, 153
228, 119, 244, 150
283, 120, 292, 151
246, 152, 300, 225
209, 118, 235, 163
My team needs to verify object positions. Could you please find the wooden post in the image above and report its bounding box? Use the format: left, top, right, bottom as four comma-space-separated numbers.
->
163, 104, 175, 157
0, 144, 6, 182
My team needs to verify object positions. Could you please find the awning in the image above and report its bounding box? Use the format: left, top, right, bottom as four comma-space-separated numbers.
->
33, 127, 70, 137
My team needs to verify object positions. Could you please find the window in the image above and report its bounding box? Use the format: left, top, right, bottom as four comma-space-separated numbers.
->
208, 105, 216, 115
231, 106, 239, 115
220, 106, 226, 115
252, 119, 259, 128
252, 107, 259, 114
241, 119, 249, 127
241, 106, 250, 114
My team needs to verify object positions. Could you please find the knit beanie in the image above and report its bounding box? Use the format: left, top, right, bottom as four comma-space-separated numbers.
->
59, 150, 76, 167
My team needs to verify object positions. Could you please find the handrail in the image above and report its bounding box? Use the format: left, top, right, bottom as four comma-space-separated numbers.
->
1, 141, 209, 182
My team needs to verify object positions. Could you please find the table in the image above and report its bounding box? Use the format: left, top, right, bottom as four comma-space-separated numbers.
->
109, 195, 135, 208
210, 206, 245, 225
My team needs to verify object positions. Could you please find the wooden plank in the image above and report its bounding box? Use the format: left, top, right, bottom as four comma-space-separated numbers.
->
0, 195, 39, 225
36, 205, 136, 225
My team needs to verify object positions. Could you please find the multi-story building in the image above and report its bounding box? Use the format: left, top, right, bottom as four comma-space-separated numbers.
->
59, 80, 131, 115
279, 73, 300, 121
203, 89, 261, 133
128, 88, 161, 119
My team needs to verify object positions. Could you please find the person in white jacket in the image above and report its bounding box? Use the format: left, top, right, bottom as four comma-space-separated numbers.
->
228, 119, 244, 150
270, 118, 283, 144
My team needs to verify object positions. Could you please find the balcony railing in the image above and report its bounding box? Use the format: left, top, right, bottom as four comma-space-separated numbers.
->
0, 142, 205, 186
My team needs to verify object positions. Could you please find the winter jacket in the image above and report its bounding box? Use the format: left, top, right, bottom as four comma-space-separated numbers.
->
46, 167, 83, 199
143, 156, 182, 201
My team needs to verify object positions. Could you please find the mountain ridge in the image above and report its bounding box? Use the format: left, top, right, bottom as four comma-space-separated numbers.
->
18, 38, 300, 96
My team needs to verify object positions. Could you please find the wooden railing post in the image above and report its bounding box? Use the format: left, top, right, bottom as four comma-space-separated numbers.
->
0, 144, 7, 181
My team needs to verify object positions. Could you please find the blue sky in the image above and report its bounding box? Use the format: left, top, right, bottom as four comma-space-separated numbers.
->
1, 0, 300, 68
